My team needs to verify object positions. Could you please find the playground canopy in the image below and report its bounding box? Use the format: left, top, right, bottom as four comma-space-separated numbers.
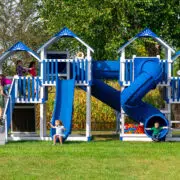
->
37, 27, 94, 53
0, 41, 41, 63
118, 28, 175, 53
172, 51, 180, 61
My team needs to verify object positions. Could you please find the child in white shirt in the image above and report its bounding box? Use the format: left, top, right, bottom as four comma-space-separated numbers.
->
49, 120, 65, 145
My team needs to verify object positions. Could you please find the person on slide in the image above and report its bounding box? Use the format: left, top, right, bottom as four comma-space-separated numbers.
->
48, 120, 65, 145
145, 122, 168, 142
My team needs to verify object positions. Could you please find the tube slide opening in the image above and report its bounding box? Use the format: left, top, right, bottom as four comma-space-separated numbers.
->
145, 116, 169, 138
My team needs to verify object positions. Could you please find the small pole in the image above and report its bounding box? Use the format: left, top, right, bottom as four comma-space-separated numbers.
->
40, 48, 47, 138
86, 48, 92, 141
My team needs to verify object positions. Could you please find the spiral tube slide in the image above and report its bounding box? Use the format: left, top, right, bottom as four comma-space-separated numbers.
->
121, 58, 169, 138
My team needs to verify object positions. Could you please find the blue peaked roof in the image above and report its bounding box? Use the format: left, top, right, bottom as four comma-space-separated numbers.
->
135, 28, 158, 38
37, 27, 94, 53
118, 28, 175, 53
54, 27, 77, 38
172, 51, 180, 61
0, 41, 40, 62
8, 41, 34, 52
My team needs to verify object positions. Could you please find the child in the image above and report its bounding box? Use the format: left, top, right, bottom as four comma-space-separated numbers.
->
28, 61, 37, 77
48, 120, 65, 145
0, 74, 12, 95
16, 60, 30, 95
16, 60, 30, 76
0, 85, 7, 121
145, 122, 168, 142
29, 61, 37, 94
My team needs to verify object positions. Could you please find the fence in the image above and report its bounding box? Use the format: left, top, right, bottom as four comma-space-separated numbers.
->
170, 77, 180, 102
41, 59, 91, 86
15, 76, 42, 103
121, 59, 168, 85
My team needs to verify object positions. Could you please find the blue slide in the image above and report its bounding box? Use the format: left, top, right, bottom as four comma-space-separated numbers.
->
91, 79, 120, 111
121, 57, 169, 138
50, 79, 75, 140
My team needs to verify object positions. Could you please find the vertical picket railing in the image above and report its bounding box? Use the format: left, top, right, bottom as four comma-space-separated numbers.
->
159, 60, 168, 84
170, 77, 180, 102
74, 58, 89, 85
123, 59, 133, 85
41, 59, 90, 86
15, 76, 42, 103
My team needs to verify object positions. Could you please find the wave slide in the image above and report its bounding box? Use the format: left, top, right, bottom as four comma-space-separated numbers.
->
121, 57, 169, 138
50, 79, 75, 140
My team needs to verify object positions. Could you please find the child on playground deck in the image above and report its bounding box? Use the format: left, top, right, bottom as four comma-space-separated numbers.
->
48, 120, 65, 145
28, 61, 37, 77
29, 61, 37, 94
16, 60, 31, 95
0, 74, 12, 95
145, 122, 168, 142
16, 60, 30, 76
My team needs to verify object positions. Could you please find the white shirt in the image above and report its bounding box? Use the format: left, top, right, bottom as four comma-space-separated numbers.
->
55, 125, 65, 135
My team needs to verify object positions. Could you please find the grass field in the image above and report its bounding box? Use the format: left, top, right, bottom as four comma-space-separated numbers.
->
0, 140, 180, 180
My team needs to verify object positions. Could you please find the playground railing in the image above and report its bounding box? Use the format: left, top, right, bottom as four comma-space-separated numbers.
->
3, 77, 16, 142
120, 59, 168, 86
40, 59, 91, 86
170, 77, 180, 102
14, 76, 42, 103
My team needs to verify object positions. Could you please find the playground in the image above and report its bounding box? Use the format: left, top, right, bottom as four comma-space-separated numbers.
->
0, 27, 180, 144
0, 141, 179, 179
0, 26, 179, 180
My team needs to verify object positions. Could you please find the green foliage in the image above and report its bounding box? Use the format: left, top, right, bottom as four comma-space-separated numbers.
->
39, 0, 180, 60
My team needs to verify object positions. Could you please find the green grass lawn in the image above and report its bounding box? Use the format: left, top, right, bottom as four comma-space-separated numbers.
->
0, 141, 180, 180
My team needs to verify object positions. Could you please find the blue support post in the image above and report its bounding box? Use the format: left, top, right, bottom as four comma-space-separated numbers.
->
23, 77, 26, 101
32, 77, 35, 101
18, 77, 21, 101
55, 59, 58, 82
81, 60, 84, 83
28, 77, 30, 102
51, 60, 54, 84
77, 59, 80, 83
85, 59, 88, 83
178, 78, 180, 101
73, 60, 76, 79
172, 78, 175, 101
47, 60, 49, 84
165, 61, 168, 84
130, 60, 133, 83
43, 60, 45, 84
36, 77, 39, 101
160, 61, 164, 83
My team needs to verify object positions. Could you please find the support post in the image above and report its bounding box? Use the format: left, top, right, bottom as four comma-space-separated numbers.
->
86, 85, 91, 141
120, 87, 124, 141
120, 50, 125, 83
0, 63, 2, 74
40, 102, 47, 137
165, 48, 172, 138
39, 48, 47, 138
86, 48, 92, 141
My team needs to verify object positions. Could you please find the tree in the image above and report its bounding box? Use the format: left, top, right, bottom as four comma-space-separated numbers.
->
0, 0, 47, 75
39, 0, 180, 60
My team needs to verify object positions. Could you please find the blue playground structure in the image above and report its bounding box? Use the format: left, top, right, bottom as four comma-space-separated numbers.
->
0, 27, 180, 144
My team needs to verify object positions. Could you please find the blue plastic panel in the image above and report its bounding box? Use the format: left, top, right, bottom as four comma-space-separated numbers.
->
135, 28, 158, 38
93, 61, 119, 79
